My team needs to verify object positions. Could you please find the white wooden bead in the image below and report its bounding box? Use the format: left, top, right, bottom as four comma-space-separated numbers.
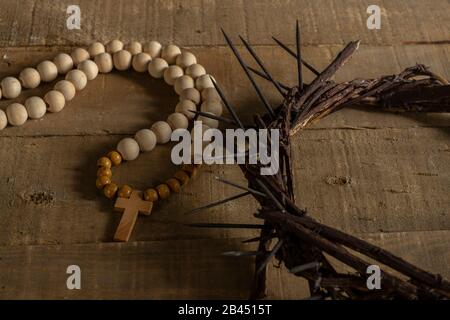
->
185, 64, 206, 79
198, 112, 219, 128
19, 67, 41, 89
36, 61, 58, 82
126, 41, 142, 55
132, 52, 152, 73
134, 129, 157, 152
71, 48, 90, 66
88, 42, 105, 57
106, 39, 124, 54
113, 50, 132, 71
0, 109, 7, 130
163, 65, 183, 86
174, 75, 194, 95
196, 74, 214, 91
180, 88, 201, 105
25, 96, 46, 119
161, 44, 181, 65
201, 100, 223, 116
77, 59, 99, 80
6, 103, 28, 126
201, 87, 221, 101
143, 41, 162, 58
94, 52, 113, 73
54, 80, 76, 101
175, 100, 197, 119
44, 90, 66, 113
117, 137, 140, 161
1, 77, 21, 99
53, 53, 74, 74
167, 112, 189, 130
65, 70, 88, 91
148, 58, 168, 78
151, 121, 173, 144
176, 52, 197, 69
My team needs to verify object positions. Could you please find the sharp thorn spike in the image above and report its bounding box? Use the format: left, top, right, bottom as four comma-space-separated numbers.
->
186, 222, 264, 229
255, 179, 286, 213
247, 66, 290, 91
289, 261, 322, 274
256, 239, 284, 274
296, 21, 303, 91
214, 176, 267, 197
185, 192, 251, 215
222, 251, 261, 257
189, 110, 238, 126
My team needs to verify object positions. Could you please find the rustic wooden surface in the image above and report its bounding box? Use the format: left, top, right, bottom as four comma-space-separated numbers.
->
0, 0, 448, 299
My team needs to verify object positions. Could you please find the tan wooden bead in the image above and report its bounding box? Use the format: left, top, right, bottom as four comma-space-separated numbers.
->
185, 63, 206, 79
166, 178, 181, 193
174, 170, 190, 186
103, 183, 119, 198
196, 74, 214, 91
0, 109, 7, 130
65, 69, 88, 91
198, 112, 219, 128
53, 53, 74, 74
19, 67, 41, 89
97, 167, 112, 178
113, 50, 132, 71
161, 44, 181, 65
0, 87, 2, 99
156, 184, 170, 199
175, 100, 197, 119
163, 65, 184, 86
71, 48, 90, 66
6, 103, 28, 126
97, 156, 112, 168
182, 164, 199, 178
126, 41, 142, 55
96, 175, 111, 189
148, 58, 169, 78
174, 75, 194, 95
24, 96, 46, 119
54, 80, 76, 101
151, 121, 172, 144
106, 39, 124, 54
176, 52, 197, 69
1, 77, 21, 99
44, 90, 66, 113
201, 100, 223, 116
144, 188, 159, 202
107, 151, 122, 166
88, 42, 105, 57
37, 60, 58, 82
131, 52, 152, 73
117, 137, 140, 161
94, 52, 114, 73
135, 129, 157, 152
77, 59, 99, 80
143, 41, 162, 58
201, 87, 221, 101
180, 88, 201, 105
118, 185, 133, 198
167, 112, 189, 130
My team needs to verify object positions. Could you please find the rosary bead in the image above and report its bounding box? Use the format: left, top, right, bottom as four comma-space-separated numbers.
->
163, 65, 184, 85
106, 39, 124, 54
126, 41, 142, 55
156, 184, 170, 199
88, 42, 105, 57
6, 103, 28, 126
148, 58, 169, 78
143, 41, 162, 58
180, 88, 201, 105
37, 61, 58, 82
103, 182, 119, 199
117, 137, 140, 161
0, 109, 7, 130
107, 151, 122, 166
131, 52, 152, 73
161, 44, 181, 65
174, 75, 194, 95
201, 100, 223, 116
77, 59, 99, 80
198, 112, 219, 128
174, 170, 190, 186
181, 164, 198, 178
166, 178, 181, 193
96, 175, 111, 189
134, 129, 157, 152
97, 156, 112, 168
94, 52, 114, 73
196, 74, 214, 91
118, 185, 133, 198
1, 77, 21, 99
144, 188, 159, 202
54, 80, 76, 101
24, 96, 46, 119
113, 50, 132, 71
97, 167, 112, 178
53, 53, 74, 74
185, 64, 206, 79
175, 100, 196, 119
19, 67, 41, 89
65, 70, 88, 91
44, 90, 66, 113
151, 121, 172, 144
167, 112, 189, 130
201, 87, 221, 101
176, 52, 197, 69
71, 48, 90, 66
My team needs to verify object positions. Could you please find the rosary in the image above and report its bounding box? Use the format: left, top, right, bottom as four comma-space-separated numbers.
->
0, 40, 224, 242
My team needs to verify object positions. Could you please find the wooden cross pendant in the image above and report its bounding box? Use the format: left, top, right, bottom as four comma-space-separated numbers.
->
113, 190, 152, 242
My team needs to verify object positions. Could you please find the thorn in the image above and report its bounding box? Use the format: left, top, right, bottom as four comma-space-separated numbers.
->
256, 239, 284, 274
296, 21, 303, 91
289, 261, 322, 274
186, 222, 264, 229
242, 236, 263, 243
248, 66, 290, 91
189, 110, 238, 126
255, 179, 286, 213
185, 192, 251, 214
214, 176, 267, 197
222, 251, 261, 257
